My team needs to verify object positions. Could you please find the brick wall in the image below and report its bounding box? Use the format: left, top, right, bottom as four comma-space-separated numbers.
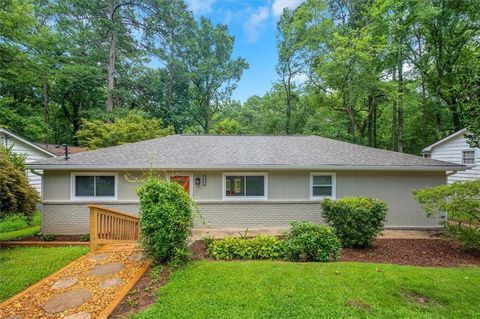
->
42, 202, 322, 234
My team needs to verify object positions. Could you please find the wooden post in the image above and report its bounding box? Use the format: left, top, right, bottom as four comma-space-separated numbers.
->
90, 207, 97, 252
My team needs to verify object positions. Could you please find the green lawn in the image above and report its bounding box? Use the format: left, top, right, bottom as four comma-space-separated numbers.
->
0, 226, 41, 241
0, 246, 89, 301
136, 261, 480, 319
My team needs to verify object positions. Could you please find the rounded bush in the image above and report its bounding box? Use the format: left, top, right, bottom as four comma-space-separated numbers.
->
137, 177, 194, 265
321, 197, 388, 248
282, 221, 342, 262
0, 151, 39, 220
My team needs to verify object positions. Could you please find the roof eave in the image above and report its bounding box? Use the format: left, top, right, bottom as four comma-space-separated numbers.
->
27, 163, 467, 172
0, 128, 56, 157
422, 128, 467, 152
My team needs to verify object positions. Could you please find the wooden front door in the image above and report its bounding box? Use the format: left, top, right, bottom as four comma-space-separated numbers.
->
170, 176, 191, 194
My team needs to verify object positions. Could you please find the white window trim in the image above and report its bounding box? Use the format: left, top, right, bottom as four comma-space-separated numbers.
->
70, 172, 118, 201
165, 173, 194, 196
222, 172, 268, 201
310, 172, 336, 200
462, 149, 476, 165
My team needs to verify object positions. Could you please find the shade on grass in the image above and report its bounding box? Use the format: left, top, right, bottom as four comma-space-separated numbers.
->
0, 246, 88, 301
136, 261, 480, 319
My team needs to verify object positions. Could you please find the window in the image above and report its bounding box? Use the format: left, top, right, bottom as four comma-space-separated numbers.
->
462, 150, 475, 165
310, 173, 336, 199
72, 173, 116, 199
223, 173, 267, 200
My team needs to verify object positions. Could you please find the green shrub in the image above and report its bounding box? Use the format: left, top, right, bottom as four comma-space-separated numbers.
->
282, 221, 341, 262
202, 236, 215, 250
0, 151, 39, 220
209, 235, 283, 260
80, 233, 90, 242
41, 233, 57, 241
321, 197, 388, 248
414, 180, 480, 249
137, 177, 194, 265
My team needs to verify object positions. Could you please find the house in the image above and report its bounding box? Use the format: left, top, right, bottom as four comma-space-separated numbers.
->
422, 129, 479, 183
0, 128, 87, 194
27, 135, 466, 235
1, 128, 56, 194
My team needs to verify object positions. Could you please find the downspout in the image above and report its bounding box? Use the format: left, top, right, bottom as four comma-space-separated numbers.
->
442, 171, 458, 224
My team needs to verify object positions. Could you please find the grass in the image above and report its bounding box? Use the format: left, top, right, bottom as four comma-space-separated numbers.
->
136, 261, 480, 319
0, 246, 89, 301
0, 212, 41, 241
0, 225, 41, 241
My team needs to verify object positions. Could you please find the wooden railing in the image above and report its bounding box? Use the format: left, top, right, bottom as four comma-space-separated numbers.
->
88, 205, 140, 251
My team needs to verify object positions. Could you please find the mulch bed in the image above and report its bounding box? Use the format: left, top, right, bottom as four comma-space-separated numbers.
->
109, 264, 170, 318
9, 235, 86, 242
189, 238, 480, 267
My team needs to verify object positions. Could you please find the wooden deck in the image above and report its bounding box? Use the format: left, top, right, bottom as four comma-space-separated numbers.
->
98, 242, 142, 252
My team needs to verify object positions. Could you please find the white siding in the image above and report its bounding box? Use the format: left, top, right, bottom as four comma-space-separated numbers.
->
0, 133, 54, 193
430, 134, 480, 183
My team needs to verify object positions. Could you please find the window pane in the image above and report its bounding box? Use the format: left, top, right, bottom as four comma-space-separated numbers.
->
246, 176, 264, 196
313, 175, 332, 185
313, 186, 332, 196
95, 176, 115, 196
225, 176, 244, 196
75, 176, 94, 197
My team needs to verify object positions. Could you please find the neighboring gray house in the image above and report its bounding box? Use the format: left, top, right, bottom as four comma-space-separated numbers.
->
0, 128, 56, 193
422, 129, 479, 183
27, 135, 466, 234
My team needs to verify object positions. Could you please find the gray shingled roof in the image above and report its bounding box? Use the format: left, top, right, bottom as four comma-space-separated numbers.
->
27, 135, 465, 171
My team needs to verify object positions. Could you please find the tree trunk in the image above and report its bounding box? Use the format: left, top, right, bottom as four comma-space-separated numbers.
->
43, 82, 50, 144
367, 95, 374, 147
348, 71, 355, 142
391, 67, 398, 151
397, 49, 404, 153
106, 30, 116, 114
285, 84, 292, 135
420, 74, 428, 145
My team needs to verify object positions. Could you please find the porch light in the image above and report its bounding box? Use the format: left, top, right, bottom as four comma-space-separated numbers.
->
195, 177, 201, 185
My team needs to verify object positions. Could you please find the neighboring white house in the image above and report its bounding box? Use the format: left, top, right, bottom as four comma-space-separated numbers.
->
422, 128, 479, 183
0, 128, 56, 194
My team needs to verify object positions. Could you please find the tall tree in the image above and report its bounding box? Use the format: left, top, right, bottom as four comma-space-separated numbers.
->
185, 18, 248, 133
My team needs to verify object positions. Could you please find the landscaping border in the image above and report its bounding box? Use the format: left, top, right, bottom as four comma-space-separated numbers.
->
0, 241, 88, 248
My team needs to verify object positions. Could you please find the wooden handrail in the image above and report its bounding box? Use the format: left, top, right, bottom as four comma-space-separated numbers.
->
88, 205, 140, 252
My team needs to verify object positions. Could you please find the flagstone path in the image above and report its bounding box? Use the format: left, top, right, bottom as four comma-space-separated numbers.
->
0, 247, 150, 319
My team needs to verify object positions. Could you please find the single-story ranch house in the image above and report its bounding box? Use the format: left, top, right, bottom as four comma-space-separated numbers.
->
27, 135, 466, 235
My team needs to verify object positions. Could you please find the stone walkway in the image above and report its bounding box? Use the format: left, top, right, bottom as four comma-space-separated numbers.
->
0, 248, 151, 319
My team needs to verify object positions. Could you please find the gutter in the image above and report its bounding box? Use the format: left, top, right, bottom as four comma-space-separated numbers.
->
29, 169, 43, 176
26, 163, 468, 172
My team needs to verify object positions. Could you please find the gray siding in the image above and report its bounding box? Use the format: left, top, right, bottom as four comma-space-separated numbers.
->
41, 169, 445, 234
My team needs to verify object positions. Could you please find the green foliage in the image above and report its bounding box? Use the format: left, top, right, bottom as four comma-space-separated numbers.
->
202, 236, 215, 250
208, 235, 283, 260
414, 180, 480, 249
76, 111, 174, 149
0, 144, 26, 171
0, 151, 39, 220
41, 233, 57, 241
282, 221, 342, 262
0, 212, 40, 233
80, 233, 90, 242
137, 177, 194, 265
0, 226, 40, 241
321, 197, 388, 248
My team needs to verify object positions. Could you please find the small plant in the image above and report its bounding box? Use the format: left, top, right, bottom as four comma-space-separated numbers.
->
80, 233, 90, 242
282, 221, 342, 262
150, 264, 163, 283
321, 197, 388, 248
209, 235, 283, 260
41, 233, 57, 241
202, 236, 215, 250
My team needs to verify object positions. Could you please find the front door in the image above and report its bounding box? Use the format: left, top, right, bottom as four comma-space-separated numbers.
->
169, 175, 191, 194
